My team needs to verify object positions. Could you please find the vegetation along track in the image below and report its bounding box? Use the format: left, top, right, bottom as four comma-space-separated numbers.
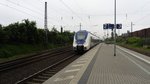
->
16, 53, 79, 84
0, 46, 71, 72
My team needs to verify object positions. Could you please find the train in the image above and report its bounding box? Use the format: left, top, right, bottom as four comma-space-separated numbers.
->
73, 30, 100, 53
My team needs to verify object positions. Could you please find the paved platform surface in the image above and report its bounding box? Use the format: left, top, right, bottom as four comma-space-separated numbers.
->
43, 44, 101, 84
43, 43, 150, 84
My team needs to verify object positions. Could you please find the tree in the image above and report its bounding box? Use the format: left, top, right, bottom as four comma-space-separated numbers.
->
24, 19, 38, 44
0, 19, 74, 45
37, 29, 45, 43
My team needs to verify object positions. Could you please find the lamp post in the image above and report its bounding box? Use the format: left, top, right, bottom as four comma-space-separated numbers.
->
114, 0, 117, 56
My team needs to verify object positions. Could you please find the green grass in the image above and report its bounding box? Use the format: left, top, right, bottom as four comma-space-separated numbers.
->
119, 43, 150, 57
0, 44, 63, 63
116, 37, 150, 56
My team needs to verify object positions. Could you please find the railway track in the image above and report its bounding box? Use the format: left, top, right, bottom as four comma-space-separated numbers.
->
16, 54, 78, 84
0, 46, 81, 84
0, 46, 72, 72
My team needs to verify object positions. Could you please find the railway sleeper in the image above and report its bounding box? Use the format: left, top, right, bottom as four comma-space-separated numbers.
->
44, 71, 56, 74
51, 67, 64, 70
35, 76, 48, 80
32, 78, 46, 82
38, 75, 50, 79
38, 74, 51, 79
41, 73, 53, 76
26, 81, 41, 84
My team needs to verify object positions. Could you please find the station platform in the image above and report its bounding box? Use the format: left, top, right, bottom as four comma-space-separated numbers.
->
43, 43, 150, 84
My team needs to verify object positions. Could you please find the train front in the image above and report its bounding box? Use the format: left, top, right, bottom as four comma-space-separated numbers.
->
73, 30, 88, 52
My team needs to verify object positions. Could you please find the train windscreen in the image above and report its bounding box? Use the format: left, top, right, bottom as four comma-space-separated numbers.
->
76, 32, 87, 40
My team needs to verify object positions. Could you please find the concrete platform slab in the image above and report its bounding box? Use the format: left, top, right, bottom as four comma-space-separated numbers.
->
79, 44, 150, 84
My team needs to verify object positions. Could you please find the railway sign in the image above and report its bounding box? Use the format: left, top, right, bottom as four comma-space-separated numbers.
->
117, 24, 122, 29
109, 24, 114, 29
103, 23, 122, 29
103, 24, 108, 29
103, 23, 113, 29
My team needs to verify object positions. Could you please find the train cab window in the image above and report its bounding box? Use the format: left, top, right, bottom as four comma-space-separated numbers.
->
76, 32, 87, 40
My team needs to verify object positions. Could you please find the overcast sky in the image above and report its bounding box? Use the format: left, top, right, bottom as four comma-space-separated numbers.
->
0, 0, 150, 38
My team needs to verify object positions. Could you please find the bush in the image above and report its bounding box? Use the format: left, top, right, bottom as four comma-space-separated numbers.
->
0, 20, 74, 58
144, 38, 150, 45
0, 50, 12, 58
116, 36, 125, 43
126, 37, 143, 46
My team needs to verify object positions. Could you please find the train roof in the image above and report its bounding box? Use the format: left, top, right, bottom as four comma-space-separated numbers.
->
76, 30, 100, 39
76, 30, 88, 33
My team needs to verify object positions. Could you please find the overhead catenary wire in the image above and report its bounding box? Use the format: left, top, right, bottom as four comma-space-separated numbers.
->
35, 0, 72, 26
131, 0, 150, 15
38, 0, 71, 16
134, 13, 150, 23
72, 0, 85, 15
0, 2, 61, 29
6, 0, 62, 24
124, 0, 150, 28
6, 0, 42, 14
35, 0, 77, 26
59, 0, 83, 22
0, 2, 43, 21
